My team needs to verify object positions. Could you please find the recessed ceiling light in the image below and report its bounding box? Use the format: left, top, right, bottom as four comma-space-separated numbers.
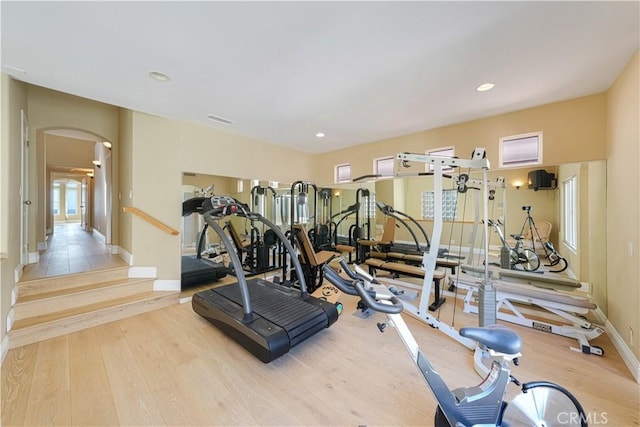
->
148, 71, 170, 82
476, 82, 495, 92
207, 114, 235, 125
316, 132, 325, 138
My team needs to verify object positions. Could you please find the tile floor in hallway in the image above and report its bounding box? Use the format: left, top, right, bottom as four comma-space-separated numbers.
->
20, 222, 127, 281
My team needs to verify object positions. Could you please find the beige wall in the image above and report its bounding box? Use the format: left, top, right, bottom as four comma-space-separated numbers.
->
606, 52, 639, 356
180, 122, 315, 184
127, 112, 182, 280
314, 94, 606, 186
0, 74, 28, 347
27, 85, 120, 249
118, 109, 133, 255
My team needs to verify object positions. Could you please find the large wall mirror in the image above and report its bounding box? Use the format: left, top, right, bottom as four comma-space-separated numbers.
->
180, 159, 605, 287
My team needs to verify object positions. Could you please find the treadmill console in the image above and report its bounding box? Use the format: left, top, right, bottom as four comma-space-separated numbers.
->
204, 196, 250, 218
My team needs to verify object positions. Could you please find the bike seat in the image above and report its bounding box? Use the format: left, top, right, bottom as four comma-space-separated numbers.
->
459, 325, 522, 355
510, 234, 524, 240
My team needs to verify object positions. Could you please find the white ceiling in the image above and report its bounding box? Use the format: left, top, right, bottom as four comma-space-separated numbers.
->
2, 1, 638, 154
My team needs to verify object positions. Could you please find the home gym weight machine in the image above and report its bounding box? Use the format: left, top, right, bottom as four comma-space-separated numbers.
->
322, 262, 587, 427
374, 149, 499, 376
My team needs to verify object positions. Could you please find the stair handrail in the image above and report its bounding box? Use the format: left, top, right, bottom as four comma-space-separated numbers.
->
122, 206, 179, 236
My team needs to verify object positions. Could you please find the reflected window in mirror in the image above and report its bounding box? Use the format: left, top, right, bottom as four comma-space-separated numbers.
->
426, 146, 455, 172
374, 156, 394, 178
563, 175, 577, 250
335, 163, 351, 183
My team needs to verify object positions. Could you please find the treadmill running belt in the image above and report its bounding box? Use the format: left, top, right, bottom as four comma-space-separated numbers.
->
213, 280, 328, 347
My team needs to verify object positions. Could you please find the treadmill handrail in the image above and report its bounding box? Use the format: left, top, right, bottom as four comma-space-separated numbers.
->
203, 197, 312, 308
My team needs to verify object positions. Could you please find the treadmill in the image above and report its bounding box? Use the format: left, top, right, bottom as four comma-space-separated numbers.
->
192, 196, 340, 363
181, 197, 227, 287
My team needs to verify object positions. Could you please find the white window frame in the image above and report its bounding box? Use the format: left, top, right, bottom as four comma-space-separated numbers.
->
373, 156, 394, 178
334, 163, 351, 184
426, 146, 455, 172
563, 175, 577, 251
499, 131, 543, 168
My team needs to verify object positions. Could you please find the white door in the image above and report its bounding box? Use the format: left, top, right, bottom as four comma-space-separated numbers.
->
81, 177, 90, 230
20, 109, 30, 265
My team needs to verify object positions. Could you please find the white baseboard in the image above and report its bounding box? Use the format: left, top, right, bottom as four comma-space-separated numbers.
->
37, 241, 47, 250
93, 229, 106, 243
118, 247, 133, 266
109, 245, 118, 255
1, 334, 8, 367
6, 308, 14, 333
129, 266, 157, 278
605, 318, 640, 384
153, 279, 180, 291
28, 251, 39, 264
11, 286, 18, 306
14, 263, 23, 283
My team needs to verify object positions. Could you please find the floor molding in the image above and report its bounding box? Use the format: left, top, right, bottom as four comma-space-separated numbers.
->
118, 247, 133, 265
605, 317, 640, 383
154, 279, 180, 291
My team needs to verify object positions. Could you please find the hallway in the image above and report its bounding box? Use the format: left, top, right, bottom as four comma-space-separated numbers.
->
20, 223, 127, 281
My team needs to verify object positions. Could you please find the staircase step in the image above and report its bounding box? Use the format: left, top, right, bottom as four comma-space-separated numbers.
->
18, 266, 130, 298
8, 291, 179, 349
13, 278, 154, 321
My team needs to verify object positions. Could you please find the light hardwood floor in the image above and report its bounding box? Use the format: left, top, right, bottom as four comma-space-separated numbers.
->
6, 224, 638, 425
2, 288, 638, 426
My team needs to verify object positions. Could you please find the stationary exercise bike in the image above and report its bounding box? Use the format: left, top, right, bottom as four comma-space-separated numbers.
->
323, 261, 587, 427
487, 218, 541, 272
518, 206, 568, 273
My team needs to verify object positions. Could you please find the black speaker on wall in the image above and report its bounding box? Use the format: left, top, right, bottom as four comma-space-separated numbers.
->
528, 170, 556, 191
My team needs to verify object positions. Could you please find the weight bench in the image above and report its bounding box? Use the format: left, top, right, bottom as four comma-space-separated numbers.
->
451, 273, 605, 356
461, 263, 581, 292
369, 251, 459, 275
365, 258, 447, 311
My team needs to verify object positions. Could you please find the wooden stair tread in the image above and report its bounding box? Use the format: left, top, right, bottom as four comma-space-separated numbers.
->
17, 278, 150, 303
18, 266, 129, 285
11, 291, 174, 330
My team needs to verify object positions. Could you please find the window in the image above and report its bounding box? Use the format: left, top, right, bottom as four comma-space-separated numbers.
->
335, 163, 351, 183
499, 132, 542, 168
563, 176, 577, 250
364, 193, 376, 219
426, 147, 455, 172
374, 156, 394, 178
66, 181, 79, 216
52, 184, 60, 215
421, 189, 458, 221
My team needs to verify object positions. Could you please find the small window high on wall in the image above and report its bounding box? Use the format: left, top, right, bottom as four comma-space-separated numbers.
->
426, 147, 455, 172
335, 163, 351, 183
499, 132, 542, 168
374, 156, 394, 178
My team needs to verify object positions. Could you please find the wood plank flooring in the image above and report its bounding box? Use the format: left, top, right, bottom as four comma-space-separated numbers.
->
2, 291, 638, 426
